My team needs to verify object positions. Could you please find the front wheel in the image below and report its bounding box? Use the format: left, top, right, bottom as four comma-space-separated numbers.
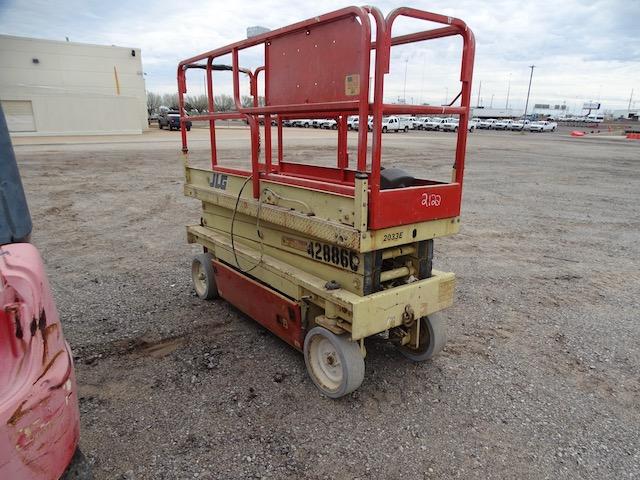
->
192, 253, 218, 300
404, 126, 409, 132
186, 126, 191, 131
159, 123, 163, 129
397, 314, 447, 362
304, 327, 364, 398
382, 126, 387, 133
453, 126, 458, 132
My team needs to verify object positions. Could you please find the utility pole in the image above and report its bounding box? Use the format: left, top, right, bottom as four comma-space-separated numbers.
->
403, 58, 409, 103
476, 80, 482, 107
505, 73, 512, 110
629, 88, 634, 111
522, 65, 535, 121
490, 94, 494, 108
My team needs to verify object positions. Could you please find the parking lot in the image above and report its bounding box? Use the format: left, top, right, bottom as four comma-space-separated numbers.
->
12, 126, 640, 479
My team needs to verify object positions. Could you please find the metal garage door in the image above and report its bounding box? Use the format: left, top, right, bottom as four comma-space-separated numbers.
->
1, 100, 36, 132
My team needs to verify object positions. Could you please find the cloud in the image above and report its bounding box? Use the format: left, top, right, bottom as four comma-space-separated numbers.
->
1, 0, 638, 111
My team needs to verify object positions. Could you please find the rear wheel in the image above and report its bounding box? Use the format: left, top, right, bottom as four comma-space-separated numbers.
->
192, 253, 218, 300
453, 126, 458, 132
404, 126, 409, 132
382, 126, 387, 133
304, 327, 364, 398
397, 314, 447, 362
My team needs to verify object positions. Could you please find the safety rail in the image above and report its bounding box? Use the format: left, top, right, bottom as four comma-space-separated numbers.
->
178, 5, 475, 229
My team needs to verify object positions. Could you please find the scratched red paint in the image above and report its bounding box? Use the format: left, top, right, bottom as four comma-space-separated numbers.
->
0, 243, 80, 479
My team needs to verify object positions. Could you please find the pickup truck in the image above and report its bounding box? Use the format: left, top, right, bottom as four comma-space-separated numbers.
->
509, 120, 530, 131
478, 118, 498, 129
525, 121, 557, 132
368, 116, 410, 133
158, 111, 192, 131
441, 118, 478, 132
319, 119, 338, 130
493, 119, 514, 130
422, 117, 446, 131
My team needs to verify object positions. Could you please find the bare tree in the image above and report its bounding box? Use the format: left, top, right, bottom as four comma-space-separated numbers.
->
214, 94, 234, 112
146, 91, 162, 115
161, 93, 179, 110
241, 95, 255, 108
186, 94, 209, 113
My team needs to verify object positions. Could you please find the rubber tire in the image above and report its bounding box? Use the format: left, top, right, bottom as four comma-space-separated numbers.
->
169, 125, 174, 131
454, 126, 458, 132
159, 123, 163, 129
331, 124, 338, 130
404, 126, 409, 132
192, 253, 218, 300
61, 448, 93, 480
304, 327, 365, 398
186, 126, 191, 131
382, 126, 387, 133
397, 313, 447, 362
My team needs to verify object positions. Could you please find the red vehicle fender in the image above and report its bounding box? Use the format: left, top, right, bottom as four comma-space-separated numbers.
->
0, 243, 80, 480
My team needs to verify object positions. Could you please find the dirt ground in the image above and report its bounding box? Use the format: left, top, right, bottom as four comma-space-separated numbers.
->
12, 126, 640, 479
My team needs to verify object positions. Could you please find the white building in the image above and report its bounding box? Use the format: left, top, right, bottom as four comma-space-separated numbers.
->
612, 109, 639, 121
0, 35, 148, 136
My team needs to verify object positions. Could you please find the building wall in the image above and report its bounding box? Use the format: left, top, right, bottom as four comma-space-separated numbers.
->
0, 35, 148, 136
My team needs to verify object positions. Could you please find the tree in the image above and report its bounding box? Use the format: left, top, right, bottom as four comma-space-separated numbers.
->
241, 95, 254, 108
186, 94, 209, 113
146, 91, 162, 115
161, 93, 179, 110
214, 94, 234, 112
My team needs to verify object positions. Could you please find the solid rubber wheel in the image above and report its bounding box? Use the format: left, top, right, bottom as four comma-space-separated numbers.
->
304, 327, 364, 398
191, 253, 218, 300
397, 314, 447, 362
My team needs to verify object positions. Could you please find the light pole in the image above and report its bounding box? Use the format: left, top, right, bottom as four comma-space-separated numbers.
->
522, 65, 535, 121
505, 73, 512, 110
403, 58, 409, 103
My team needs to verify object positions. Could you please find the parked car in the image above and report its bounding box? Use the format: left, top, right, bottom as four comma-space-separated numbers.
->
319, 119, 338, 130
158, 111, 192, 131
369, 116, 411, 133
526, 121, 557, 132
295, 119, 313, 128
0, 106, 90, 480
493, 119, 514, 130
509, 120, 530, 131
347, 116, 359, 130
422, 117, 446, 131
404, 117, 420, 129
441, 117, 478, 132
478, 118, 498, 129
415, 117, 432, 130
468, 118, 478, 131
440, 118, 460, 132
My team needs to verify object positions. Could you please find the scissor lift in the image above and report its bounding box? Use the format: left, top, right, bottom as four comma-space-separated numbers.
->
178, 6, 475, 397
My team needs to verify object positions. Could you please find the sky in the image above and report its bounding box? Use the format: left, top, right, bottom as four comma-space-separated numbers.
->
1, 0, 638, 113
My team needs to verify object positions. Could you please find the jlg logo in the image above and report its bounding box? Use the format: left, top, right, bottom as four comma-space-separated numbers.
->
421, 193, 442, 207
209, 173, 228, 190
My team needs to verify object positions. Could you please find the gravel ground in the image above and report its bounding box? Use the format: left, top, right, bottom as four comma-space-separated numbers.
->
13, 127, 640, 479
